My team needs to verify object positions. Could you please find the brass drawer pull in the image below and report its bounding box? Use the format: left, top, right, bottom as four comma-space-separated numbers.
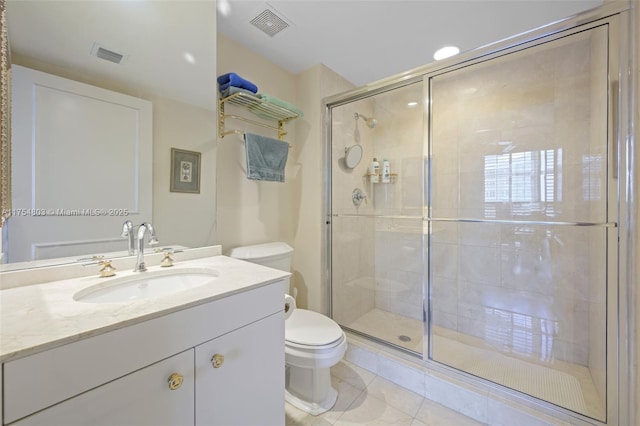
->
211, 354, 225, 368
168, 373, 184, 390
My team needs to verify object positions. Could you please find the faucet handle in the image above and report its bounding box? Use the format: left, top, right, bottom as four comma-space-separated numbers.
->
98, 260, 116, 278
352, 188, 368, 206
160, 252, 174, 267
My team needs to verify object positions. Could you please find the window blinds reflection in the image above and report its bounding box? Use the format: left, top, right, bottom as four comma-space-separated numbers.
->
483, 149, 563, 217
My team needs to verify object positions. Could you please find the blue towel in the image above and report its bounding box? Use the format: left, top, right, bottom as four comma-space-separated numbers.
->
244, 132, 289, 182
217, 72, 258, 94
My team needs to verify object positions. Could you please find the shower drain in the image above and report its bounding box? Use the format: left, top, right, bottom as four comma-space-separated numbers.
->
398, 335, 412, 342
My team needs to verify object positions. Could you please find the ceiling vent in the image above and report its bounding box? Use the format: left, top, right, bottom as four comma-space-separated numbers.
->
250, 8, 290, 37
91, 43, 128, 65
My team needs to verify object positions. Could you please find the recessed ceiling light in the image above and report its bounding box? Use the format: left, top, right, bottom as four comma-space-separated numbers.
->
407, 101, 418, 108
434, 46, 460, 61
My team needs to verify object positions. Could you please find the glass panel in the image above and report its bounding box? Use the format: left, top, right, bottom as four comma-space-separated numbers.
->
330, 83, 425, 354
431, 26, 608, 224
429, 25, 609, 421
332, 215, 424, 352
431, 222, 607, 419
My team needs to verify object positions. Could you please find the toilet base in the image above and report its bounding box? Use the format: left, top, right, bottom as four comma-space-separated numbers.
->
285, 364, 338, 416
285, 387, 337, 416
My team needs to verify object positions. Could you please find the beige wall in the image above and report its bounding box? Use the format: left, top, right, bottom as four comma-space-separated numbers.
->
216, 33, 354, 312
293, 64, 354, 312
151, 96, 217, 249
215, 33, 298, 253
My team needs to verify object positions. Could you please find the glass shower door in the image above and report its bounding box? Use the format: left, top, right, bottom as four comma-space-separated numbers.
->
330, 83, 426, 354
428, 23, 612, 421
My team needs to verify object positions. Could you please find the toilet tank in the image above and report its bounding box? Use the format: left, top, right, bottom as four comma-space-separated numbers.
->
227, 242, 294, 291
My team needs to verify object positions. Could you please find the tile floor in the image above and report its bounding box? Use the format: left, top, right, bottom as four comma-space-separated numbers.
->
285, 360, 484, 426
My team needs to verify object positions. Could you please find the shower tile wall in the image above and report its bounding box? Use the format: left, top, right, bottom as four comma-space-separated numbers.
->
373, 218, 423, 322
370, 86, 424, 323
331, 215, 376, 326
331, 101, 376, 217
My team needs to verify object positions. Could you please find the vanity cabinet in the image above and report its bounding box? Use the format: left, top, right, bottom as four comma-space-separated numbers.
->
2, 280, 284, 426
10, 350, 195, 426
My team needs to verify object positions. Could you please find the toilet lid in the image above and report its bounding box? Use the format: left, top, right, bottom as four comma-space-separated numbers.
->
286, 309, 344, 346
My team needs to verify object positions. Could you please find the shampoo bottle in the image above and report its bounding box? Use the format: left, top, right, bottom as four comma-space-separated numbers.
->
370, 158, 379, 183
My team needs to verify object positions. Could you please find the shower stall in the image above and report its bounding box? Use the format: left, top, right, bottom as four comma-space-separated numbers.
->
326, 7, 633, 425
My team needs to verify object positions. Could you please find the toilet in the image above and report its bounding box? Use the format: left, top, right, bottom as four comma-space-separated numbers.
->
227, 242, 347, 416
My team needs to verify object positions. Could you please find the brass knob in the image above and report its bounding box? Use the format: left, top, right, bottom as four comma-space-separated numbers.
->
211, 354, 224, 368
160, 252, 174, 267
98, 260, 116, 278
168, 373, 183, 390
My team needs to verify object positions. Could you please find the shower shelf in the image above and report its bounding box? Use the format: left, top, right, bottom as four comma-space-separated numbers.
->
367, 173, 398, 184
218, 92, 301, 141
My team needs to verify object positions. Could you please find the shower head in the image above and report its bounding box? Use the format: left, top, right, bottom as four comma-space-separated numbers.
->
354, 112, 377, 129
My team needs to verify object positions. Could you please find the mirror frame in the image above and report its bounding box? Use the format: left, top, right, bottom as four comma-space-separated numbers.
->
0, 0, 10, 227
344, 144, 363, 169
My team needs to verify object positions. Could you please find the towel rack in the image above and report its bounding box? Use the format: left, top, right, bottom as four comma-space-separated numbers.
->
218, 92, 301, 141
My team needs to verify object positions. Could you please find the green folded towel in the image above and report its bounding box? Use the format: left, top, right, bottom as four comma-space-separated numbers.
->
256, 93, 304, 119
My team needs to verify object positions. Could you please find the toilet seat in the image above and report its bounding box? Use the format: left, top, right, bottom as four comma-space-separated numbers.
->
285, 308, 343, 346
285, 334, 347, 370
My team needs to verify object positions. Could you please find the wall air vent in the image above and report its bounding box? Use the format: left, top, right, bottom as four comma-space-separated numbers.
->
250, 8, 290, 37
91, 43, 128, 65
96, 47, 123, 64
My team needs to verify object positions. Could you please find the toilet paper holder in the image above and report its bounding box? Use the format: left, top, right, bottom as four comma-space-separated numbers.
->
284, 294, 296, 319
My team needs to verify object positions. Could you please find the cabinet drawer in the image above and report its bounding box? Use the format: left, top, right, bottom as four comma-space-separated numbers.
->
10, 350, 194, 426
3, 280, 284, 424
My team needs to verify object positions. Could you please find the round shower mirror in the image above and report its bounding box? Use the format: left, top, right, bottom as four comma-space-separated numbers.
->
344, 144, 363, 169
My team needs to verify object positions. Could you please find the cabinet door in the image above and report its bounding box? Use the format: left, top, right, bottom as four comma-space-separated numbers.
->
195, 312, 284, 426
11, 350, 194, 426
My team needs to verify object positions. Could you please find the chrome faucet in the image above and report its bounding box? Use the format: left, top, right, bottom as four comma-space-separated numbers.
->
121, 220, 135, 256
134, 222, 159, 272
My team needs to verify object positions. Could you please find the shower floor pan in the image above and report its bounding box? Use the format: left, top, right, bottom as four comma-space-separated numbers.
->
345, 308, 604, 419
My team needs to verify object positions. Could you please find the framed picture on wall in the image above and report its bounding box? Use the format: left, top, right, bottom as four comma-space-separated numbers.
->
170, 148, 201, 193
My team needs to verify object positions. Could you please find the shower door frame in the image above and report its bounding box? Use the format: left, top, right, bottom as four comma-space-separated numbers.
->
323, 2, 635, 425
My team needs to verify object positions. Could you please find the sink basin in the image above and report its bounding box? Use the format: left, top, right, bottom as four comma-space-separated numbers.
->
74, 268, 218, 303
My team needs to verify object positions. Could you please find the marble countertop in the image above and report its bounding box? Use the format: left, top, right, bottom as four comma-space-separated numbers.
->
0, 254, 289, 363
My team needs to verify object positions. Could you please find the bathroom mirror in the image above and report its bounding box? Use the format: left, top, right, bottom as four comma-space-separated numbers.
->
344, 144, 363, 169
2, 1, 217, 270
